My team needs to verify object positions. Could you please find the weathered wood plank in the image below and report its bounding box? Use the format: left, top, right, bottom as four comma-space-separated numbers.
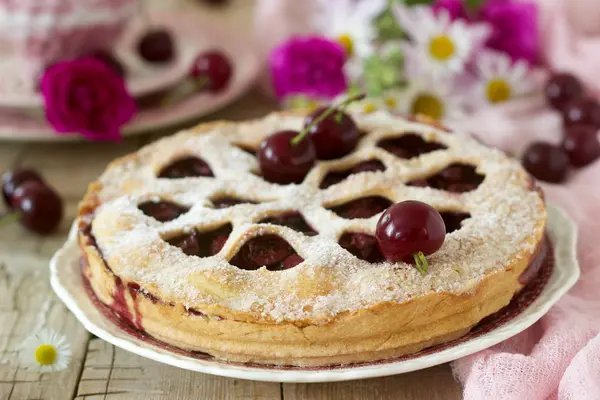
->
75, 338, 282, 400
282, 364, 462, 400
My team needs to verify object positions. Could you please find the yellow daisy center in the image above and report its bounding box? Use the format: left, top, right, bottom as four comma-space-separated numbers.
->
362, 102, 377, 114
337, 34, 354, 57
384, 96, 397, 109
35, 344, 57, 366
429, 35, 455, 61
486, 79, 512, 104
411, 93, 444, 121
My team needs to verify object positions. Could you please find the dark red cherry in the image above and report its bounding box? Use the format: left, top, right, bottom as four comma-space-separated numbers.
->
167, 230, 201, 256
189, 50, 233, 92
138, 201, 189, 222
522, 142, 569, 183
545, 73, 583, 110
257, 130, 316, 184
562, 97, 600, 128
229, 235, 303, 271
199, 0, 229, 5
11, 181, 63, 234
338, 232, 384, 262
375, 200, 445, 264
158, 156, 213, 178
562, 125, 600, 167
88, 50, 126, 76
138, 29, 175, 64
2, 168, 43, 208
302, 107, 359, 160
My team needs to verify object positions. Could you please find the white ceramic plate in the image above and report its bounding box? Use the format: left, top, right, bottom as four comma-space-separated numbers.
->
0, 10, 261, 141
50, 205, 579, 383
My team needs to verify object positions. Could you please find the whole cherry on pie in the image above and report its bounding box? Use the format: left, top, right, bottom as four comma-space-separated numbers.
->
302, 107, 359, 160
138, 29, 175, 64
521, 142, 569, 183
375, 200, 446, 275
189, 50, 233, 93
257, 130, 316, 184
10, 180, 63, 234
2, 168, 43, 208
562, 125, 600, 167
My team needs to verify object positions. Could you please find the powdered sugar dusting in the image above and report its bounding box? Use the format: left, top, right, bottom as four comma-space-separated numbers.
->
84, 111, 546, 323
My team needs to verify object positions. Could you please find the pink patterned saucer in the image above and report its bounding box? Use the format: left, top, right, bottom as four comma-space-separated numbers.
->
0, 10, 261, 141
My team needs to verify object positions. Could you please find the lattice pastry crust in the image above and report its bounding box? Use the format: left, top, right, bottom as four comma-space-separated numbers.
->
78, 110, 546, 366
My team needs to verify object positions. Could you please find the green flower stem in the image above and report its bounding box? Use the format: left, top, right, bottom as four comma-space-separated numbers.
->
290, 92, 365, 146
0, 212, 21, 229
413, 251, 429, 276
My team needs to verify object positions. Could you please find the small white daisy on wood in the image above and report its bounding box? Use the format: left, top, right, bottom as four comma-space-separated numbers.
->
20, 328, 72, 373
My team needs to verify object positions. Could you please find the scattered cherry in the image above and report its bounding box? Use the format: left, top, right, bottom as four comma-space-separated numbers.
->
138, 29, 175, 64
302, 107, 359, 160
10, 181, 63, 235
257, 130, 316, 184
88, 50, 126, 76
521, 142, 569, 183
562, 125, 600, 167
2, 168, 43, 208
189, 50, 233, 93
562, 97, 600, 128
375, 200, 446, 274
545, 73, 583, 110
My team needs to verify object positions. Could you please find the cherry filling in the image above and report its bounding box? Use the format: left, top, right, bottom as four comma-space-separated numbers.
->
211, 196, 258, 209
158, 156, 214, 178
138, 201, 189, 222
339, 232, 384, 262
258, 212, 317, 236
408, 163, 484, 193
328, 196, 393, 220
320, 160, 386, 189
377, 133, 447, 159
439, 211, 471, 233
229, 235, 303, 271
166, 224, 232, 257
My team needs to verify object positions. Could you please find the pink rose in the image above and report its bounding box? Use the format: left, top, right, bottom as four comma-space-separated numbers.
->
40, 58, 137, 141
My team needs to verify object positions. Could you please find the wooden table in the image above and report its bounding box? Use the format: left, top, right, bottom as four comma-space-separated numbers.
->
0, 90, 463, 400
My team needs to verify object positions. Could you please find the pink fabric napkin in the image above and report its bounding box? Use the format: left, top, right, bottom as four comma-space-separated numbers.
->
451, 1, 600, 397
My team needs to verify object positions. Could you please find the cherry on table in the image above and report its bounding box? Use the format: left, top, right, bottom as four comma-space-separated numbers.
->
302, 107, 359, 160
189, 50, 233, 93
376, 200, 445, 273
562, 125, 600, 168
138, 29, 175, 64
10, 181, 63, 235
562, 97, 600, 128
257, 130, 316, 184
521, 142, 569, 183
2, 168, 43, 208
545, 73, 583, 110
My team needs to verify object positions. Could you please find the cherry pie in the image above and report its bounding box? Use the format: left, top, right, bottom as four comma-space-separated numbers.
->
78, 111, 547, 366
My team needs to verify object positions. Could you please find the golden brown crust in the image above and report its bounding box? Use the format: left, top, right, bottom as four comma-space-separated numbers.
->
77, 111, 547, 366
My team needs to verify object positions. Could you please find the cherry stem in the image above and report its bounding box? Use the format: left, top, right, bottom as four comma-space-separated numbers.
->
412, 251, 428, 276
290, 92, 365, 146
0, 212, 21, 229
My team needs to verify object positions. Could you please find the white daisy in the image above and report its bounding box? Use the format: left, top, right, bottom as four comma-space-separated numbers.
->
393, 77, 468, 123
472, 51, 535, 107
20, 328, 71, 373
315, 0, 387, 60
393, 4, 490, 77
